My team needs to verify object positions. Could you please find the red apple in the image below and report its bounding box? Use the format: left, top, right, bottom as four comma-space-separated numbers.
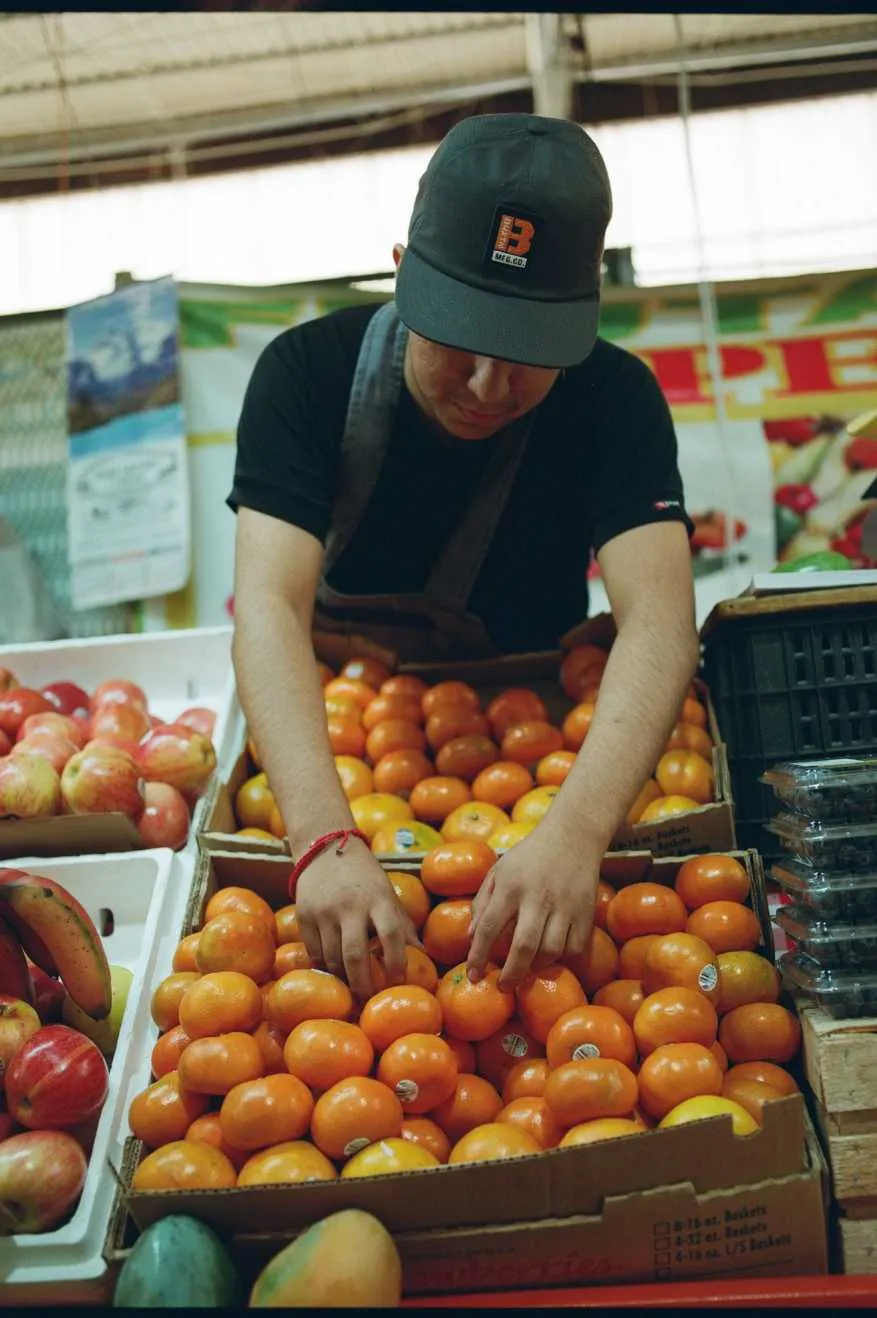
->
0, 753, 61, 819
174, 706, 217, 740
0, 731, 9, 757
6, 1025, 109, 1130
89, 702, 150, 745
0, 690, 54, 740
0, 1130, 87, 1233
136, 781, 191, 851
90, 679, 148, 715
136, 726, 217, 793
12, 734, 79, 776
0, 997, 41, 1082
18, 711, 86, 748
0, 670, 18, 697
40, 682, 90, 720
60, 745, 145, 819
29, 970, 65, 1026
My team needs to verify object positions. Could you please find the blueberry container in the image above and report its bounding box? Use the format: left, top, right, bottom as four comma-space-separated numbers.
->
761, 756, 877, 823
780, 949, 877, 1019
766, 813, 877, 871
774, 903, 877, 970
771, 859, 877, 922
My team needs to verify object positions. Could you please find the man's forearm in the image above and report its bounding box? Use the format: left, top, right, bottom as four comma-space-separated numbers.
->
544, 610, 700, 857
232, 595, 355, 852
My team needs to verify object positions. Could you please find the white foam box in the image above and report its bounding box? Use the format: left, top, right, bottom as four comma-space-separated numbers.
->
0, 627, 236, 859
0, 848, 196, 1304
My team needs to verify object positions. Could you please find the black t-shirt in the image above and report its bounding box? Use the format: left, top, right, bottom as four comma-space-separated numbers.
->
228, 303, 691, 653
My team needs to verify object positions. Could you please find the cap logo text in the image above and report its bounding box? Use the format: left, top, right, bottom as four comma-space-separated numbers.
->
492, 213, 535, 268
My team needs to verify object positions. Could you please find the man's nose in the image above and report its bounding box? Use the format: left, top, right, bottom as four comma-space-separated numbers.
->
467, 356, 512, 405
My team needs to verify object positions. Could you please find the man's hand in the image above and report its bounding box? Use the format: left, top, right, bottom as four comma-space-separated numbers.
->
295, 839, 422, 999
466, 825, 599, 990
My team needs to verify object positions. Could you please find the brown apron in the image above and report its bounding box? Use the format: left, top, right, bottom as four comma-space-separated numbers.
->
312, 302, 538, 666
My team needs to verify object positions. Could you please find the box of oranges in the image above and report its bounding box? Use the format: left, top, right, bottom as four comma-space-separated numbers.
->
107, 844, 827, 1293
197, 619, 736, 862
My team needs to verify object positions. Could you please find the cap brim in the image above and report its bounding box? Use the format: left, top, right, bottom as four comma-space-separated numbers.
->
395, 248, 600, 370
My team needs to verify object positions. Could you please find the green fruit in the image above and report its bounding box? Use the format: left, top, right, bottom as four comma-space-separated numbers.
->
774, 504, 803, 552
113, 1215, 242, 1308
773, 550, 852, 574
63, 964, 132, 1058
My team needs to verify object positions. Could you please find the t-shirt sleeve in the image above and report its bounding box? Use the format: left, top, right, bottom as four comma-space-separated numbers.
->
590, 351, 694, 554
226, 331, 335, 543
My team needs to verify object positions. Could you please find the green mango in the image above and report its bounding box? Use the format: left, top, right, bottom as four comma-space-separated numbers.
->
773, 550, 852, 574
113, 1215, 243, 1308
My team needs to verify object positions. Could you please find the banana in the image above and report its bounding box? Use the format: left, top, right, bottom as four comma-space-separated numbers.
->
0, 870, 111, 1020
0, 871, 60, 977
0, 914, 33, 1004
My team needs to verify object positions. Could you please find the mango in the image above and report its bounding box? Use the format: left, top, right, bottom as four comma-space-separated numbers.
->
113, 1214, 242, 1307
249, 1209, 402, 1308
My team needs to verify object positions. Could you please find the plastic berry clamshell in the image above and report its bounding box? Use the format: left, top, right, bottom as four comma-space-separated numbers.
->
771, 859, 877, 922
774, 903, 877, 971
767, 813, 877, 871
780, 950, 877, 1020
761, 756, 877, 823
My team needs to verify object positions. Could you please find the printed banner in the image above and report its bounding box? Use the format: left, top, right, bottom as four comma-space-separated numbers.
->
66, 278, 190, 610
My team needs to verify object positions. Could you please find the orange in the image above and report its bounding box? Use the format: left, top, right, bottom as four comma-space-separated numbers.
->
350, 793, 414, 841
325, 693, 363, 723
151, 972, 200, 1032
377, 1033, 459, 1114
436, 735, 499, 782
559, 1118, 642, 1147
422, 681, 481, 718
656, 750, 714, 805
371, 821, 443, 856
340, 656, 392, 691
502, 1057, 549, 1104
687, 902, 761, 955
400, 1117, 451, 1164
309, 1076, 403, 1160
366, 718, 426, 764
341, 1137, 440, 1178
335, 755, 374, 801
274, 904, 300, 944
177, 1032, 264, 1096
151, 1024, 192, 1079
636, 1042, 724, 1120
666, 722, 714, 758
472, 761, 534, 809
606, 883, 688, 943
718, 1003, 802, 1065
324, 676, 378, 711
283, 1019, 374, 1091
488, 821, 535, 850
422, 900, 473, 968
327, 715, 367, 758
129, 1072, 209, 1149
560, 645, 609, 701
711, 1040, 729, 1073
680, 696, 708, 729
448, 1122, 541, 1165
178, 972, 263, 1039
721, 1075, 785, 1125
253, 1020, 287, 1075
633, 987, 718, 1057
274, 942, 313, 977
501, 721, 564, 767
442, 802, 510, 844
511, 785, 560, 825
658, 1094, 758, 1137
545, 1005, 637, 1070
237, 1140, 337, 1186
431, 1073, 503, 1143
236, 827, 277, 842
185, 1112, 249, 1172
535, 750, 576, 788
359, 985, 443, 1054
219, 1073, 314, 1150
639, 795, 701, 823
626, 779, 662, 826
675, 855, 750, 909
618, 935, 660, 980
486, 688, 549, 740
475, 1020, 544, 1090
445, 1036, 476, 1074
592, 880, 614, 931
381, 674, 429, 703
372, 749, 434, 797
543, 1058, 639, 1127
498, 1096, 564, 1150
196, 911, 276, 984
426, 707, 490, 752
132, 1140, 237, 1192
562, 702, 596, 752
563, 927, 619, 996
204, 886, 276, 934
388, 872, 431, 930
421, 839, 495, 898
172, 933, 201, 973
267, 970, 354, 1033
592, 979, 645, 1027
234, 773, 276, 831
716, 952, 780, 1015
363, 694, 423, 732
516, 965, 588, 1043
727, 1061, 799, 1097
641, 933, 720, 1003
437, 963, 515, 1042
408, 776, 473, 823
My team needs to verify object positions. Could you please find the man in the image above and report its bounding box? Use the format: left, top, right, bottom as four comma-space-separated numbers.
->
229, 114, 699, 999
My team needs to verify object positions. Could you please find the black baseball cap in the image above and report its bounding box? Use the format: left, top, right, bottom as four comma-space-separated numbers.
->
395, 113, 613, 370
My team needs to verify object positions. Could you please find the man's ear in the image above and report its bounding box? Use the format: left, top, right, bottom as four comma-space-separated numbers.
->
392, 243, 405, 270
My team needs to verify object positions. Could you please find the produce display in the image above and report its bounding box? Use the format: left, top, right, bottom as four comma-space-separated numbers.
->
780, 952, 877, 1020
228, 647, 720, 851
0, 668, 218, 850
767, 814, 877, 871
775, 905, 877, 970
0, 868, 127, 1235
126, 848, 802, 1195
771, 859, 877, 922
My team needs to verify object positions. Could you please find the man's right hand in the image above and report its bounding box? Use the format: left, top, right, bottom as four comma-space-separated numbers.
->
295, 839, 422, 1000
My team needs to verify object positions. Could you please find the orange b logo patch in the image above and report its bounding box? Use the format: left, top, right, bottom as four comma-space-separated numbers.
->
491, 212, 536, 268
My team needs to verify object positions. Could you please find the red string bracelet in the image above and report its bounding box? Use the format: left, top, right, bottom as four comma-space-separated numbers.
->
288, 828, 370, 897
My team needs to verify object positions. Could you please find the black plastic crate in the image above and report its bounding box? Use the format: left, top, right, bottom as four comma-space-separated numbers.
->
704, 605, 877, 761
